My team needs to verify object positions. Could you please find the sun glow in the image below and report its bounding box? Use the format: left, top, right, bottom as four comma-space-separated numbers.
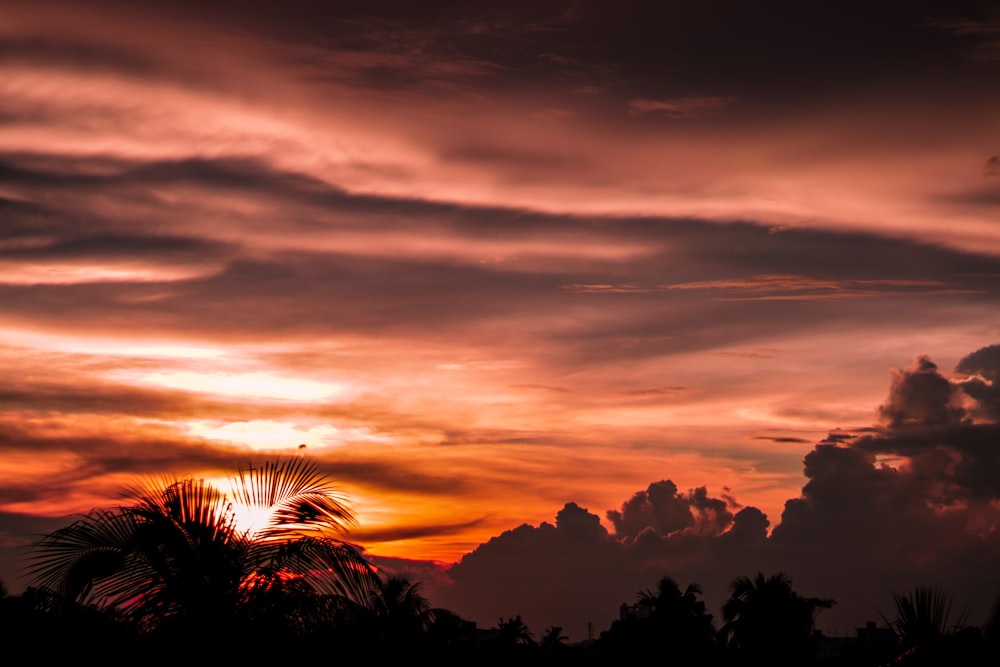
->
0, 261, 219, 285
229, 500, 276, 538
186, 419, 380, 450
140, 371, 344, 401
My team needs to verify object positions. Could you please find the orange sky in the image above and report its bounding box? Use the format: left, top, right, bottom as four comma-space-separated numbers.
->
1, 0, 999, 639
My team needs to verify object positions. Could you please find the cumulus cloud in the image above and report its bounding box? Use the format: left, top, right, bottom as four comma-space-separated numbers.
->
608, 480, 694, 538
878, 354, 967, 427
956, 343, 1000, 421
607, 481, 734, 541
429, 345, 1000, 640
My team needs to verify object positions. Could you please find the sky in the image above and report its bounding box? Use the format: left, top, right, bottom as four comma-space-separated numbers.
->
1, 0, 1000, 641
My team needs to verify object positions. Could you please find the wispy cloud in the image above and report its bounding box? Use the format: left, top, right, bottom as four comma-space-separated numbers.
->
628, 95, 736, 118
1, 3, 999, 634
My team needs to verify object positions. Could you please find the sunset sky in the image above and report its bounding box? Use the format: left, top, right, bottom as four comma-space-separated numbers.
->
1, 0, 999, 640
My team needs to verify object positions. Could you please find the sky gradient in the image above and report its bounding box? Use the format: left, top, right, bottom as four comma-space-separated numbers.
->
1, 0, 999, 641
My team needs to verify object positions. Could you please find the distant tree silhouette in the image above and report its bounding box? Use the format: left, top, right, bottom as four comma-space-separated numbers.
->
0, 586, 139, 660
423, 606, 482, 664
880, 586, 979, 665
27, 457, 379, 650
720, 572, 833, 666
542, 624, 568, 647
599, 576, 718, 664
641, 576, 717, 648
362, 575, 435, 652
498, 614, 535, 646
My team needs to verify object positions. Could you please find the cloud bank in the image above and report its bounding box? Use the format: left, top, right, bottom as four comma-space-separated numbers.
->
425, 345, 1000, 641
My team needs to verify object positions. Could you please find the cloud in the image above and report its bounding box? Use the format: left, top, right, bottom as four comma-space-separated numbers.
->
350, 517, 488, 544
665, 275, 979, 302
878, 355, 967, 427
2, 1, 999, 638
607, 480, 733, 540
628, 96, 736, 118
436, 501, 632, 638
956, 343, 1000, 421
426, 345, 1000, 641
750, 435, 811, 444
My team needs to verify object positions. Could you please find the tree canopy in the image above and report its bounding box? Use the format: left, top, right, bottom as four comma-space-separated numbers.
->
27, 457, 379, 642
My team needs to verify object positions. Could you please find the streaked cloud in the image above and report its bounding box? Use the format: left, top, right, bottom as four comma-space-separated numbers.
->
0, 0, 998, 639
628, 95, 736, 118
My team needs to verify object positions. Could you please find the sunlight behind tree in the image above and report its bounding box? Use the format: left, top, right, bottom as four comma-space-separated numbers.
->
26, 457, 379, 639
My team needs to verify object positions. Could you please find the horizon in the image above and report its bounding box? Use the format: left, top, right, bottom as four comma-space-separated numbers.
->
1, 0, 999, 644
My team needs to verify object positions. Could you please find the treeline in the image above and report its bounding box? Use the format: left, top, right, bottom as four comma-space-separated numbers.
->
2, 574, 997, 666
6, 458, 998, 665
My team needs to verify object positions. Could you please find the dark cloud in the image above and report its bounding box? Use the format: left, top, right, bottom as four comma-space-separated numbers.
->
959, 344, 1000, 379
0, 232, 228, 262
721, 506, 769, 546
322, 460, 473, 497
987, 155, 1000, 176
878, 355, 967, 427
607, 481, 734, 541
435, 482, 749, 639
429, 345, 1000, 640
194, 0, 995, 101
0, 151, 996, 364
607, 481, 695, 539
0, 381, 199, 417
437, 501, 632, 639
350, 517, 487, 544
854, 424, 1000, 502
0, 421, 245, 490
0, 34, 199, 85
750, 435, 811, 444
956, 343, 1000, 421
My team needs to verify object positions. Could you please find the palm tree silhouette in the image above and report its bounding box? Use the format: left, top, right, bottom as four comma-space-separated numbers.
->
638, 576, 716, 642
27, 457, 379, 641
542, 625, 568, 647
721, 572, 833, 665
881, 586, 973, 665
598, 576, 717, 663
498, 614, 535, 646
368, 576, 435, 642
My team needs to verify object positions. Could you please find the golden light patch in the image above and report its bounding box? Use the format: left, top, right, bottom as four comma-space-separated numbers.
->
0, 261, 218, 285
186, 419, 388, 450
139, 371, 343, 401
0, 327, 226, 360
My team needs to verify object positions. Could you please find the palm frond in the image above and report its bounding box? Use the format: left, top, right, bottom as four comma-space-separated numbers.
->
28, 457, 377, 634
26, 509, 143, 600
231, 458, 356, 539
882, 586, 968, 649
246, 535, 378, 602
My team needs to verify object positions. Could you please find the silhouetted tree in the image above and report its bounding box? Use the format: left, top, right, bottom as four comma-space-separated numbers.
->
542, 624, 568, 647
720, 572, 833, 666
498, 614, 535, 646
27, 457, 379, 650
880, 586, 978, 665
362, 575, 435, 653
599, 576, 718, 664
424, 607, 482, 664
0, 586, 139, 660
